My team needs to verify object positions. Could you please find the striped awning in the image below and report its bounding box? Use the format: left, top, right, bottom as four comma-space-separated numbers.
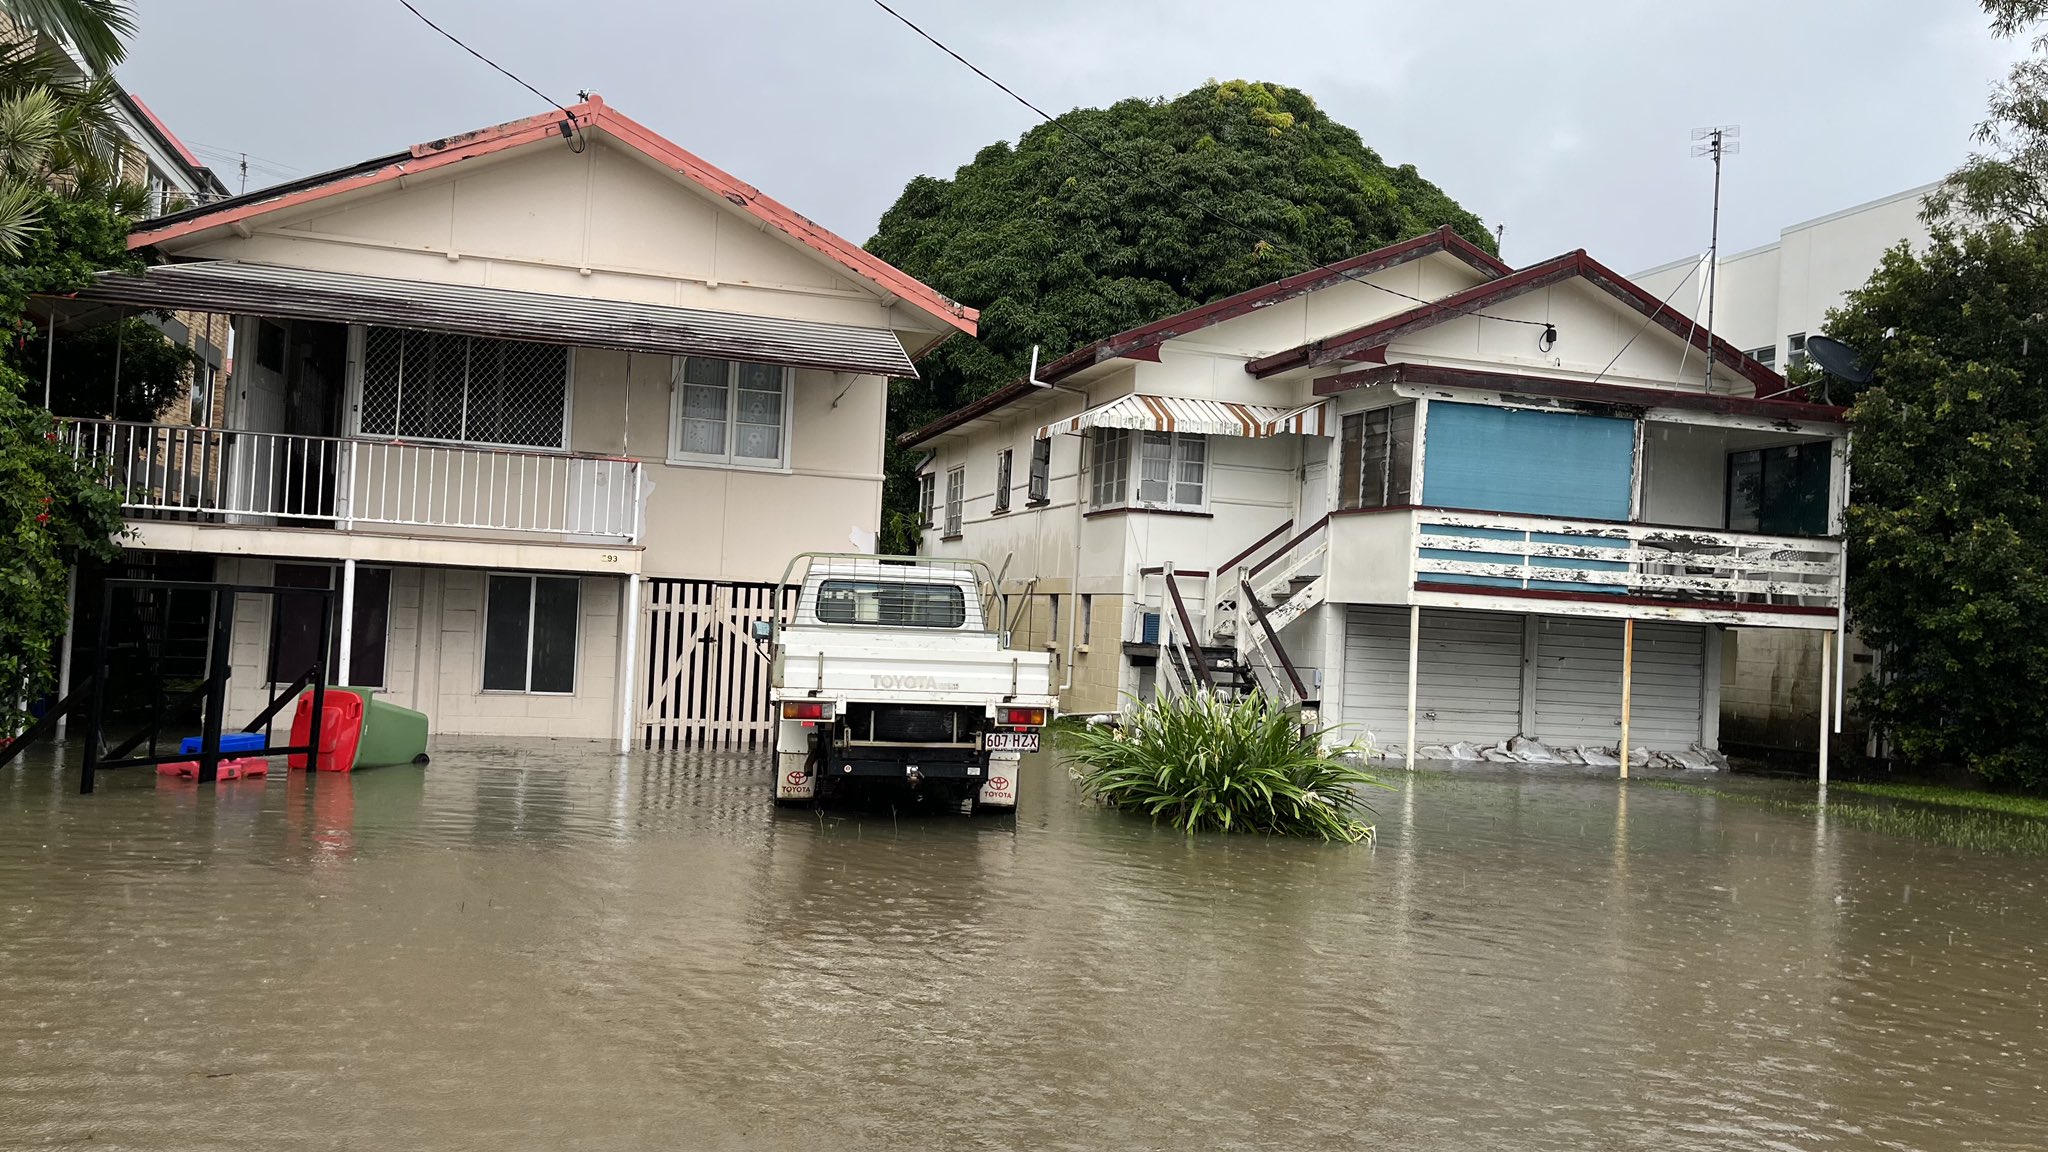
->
1035, 393, 1295, 440
1260, 400, 1330, 437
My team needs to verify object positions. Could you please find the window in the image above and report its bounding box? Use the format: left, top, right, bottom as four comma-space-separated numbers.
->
1727, 443, 1830, 537
267, 564, 391, 688
1028, 437, 1051, 504
188, 360, 214, 426
993, 448, 1013, 513
1080, 594, 1093, 644
918, 471, 937, 528
1786, 333, 1808, 369
1093, 428, 1206, 509
944, 466, 965, 537
1091, 428, 1131, 507
1137, 431, 1207, 506
1048, 593, 1060, 641
357, 327, 570, 448
814, 580, 967, 628
1744, 345, 1778, 369
670, 356, 789, 467
1338, 403, 1416, 510
483, 575, 580, 693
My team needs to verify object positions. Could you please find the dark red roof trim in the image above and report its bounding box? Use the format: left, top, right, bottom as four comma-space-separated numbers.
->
1247, 250, 1785, 398
1313, 362, 1844, 424
897, 226, 1508, 447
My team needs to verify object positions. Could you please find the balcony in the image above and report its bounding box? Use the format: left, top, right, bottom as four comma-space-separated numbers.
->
1329, 507, 1843, 628
64, 419, 643, 547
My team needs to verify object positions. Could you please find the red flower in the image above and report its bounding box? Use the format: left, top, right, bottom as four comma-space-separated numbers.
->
36, 513, 51, 524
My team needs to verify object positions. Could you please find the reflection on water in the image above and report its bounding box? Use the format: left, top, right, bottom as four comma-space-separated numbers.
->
2, 742, 2044, 1150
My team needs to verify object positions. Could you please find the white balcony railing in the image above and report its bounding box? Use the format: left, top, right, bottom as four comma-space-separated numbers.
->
1411, 508, 1843, 612
63, 419, 642, 543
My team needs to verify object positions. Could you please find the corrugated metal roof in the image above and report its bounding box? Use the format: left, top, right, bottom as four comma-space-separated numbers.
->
44, 261, 919, 377
1035, 394, 1295, 440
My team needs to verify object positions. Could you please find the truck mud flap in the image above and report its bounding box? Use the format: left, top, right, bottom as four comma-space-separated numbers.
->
978, 752, 1021, 809
775, 750, 815, 801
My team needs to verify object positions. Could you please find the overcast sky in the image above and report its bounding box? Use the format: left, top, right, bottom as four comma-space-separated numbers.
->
120, 1, 2025, 275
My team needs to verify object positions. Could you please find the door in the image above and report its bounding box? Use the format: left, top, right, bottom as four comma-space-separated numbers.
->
1340, 606, 1523, 749
1298, 437, 1329, 577
227, 318, 289, 523
1530, 617, 1704, 749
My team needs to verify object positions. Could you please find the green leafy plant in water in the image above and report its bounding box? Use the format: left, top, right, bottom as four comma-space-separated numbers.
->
1063, 692, 1388, 842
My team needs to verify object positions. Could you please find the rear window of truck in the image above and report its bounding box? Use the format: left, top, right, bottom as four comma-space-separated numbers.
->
814, 580, 967, 628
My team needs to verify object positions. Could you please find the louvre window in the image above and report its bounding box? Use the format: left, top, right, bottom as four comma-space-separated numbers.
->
1028, 437, 1051, 503
358, 327, 569, 449
1338, 403, 1415, 510
993, 448, 1013, 512
944, 466, 965, 537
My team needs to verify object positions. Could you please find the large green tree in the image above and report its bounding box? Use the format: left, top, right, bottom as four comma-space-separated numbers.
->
864, 80, 1494, 552
0, 0, 136, 734
1831, 225, 2048, 788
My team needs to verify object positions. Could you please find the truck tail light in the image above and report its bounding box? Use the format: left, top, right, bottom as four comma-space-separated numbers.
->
782, 701, 832, 721
998, 706, 1046, 728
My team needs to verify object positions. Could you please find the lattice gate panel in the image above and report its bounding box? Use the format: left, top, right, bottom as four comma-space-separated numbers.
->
638, 580, 794, 750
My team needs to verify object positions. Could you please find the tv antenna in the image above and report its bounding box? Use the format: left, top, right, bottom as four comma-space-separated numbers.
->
1691, 125, 1739, 390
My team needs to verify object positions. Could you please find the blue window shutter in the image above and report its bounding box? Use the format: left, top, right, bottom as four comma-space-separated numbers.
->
1421, 402, 1635, 521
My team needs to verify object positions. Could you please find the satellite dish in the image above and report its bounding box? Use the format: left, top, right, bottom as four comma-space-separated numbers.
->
1806, 335, 1873, 384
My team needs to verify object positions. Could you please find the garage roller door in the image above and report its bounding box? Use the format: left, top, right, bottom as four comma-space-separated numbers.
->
1341, 606, 1523, 748
1530, 617, 1704, 750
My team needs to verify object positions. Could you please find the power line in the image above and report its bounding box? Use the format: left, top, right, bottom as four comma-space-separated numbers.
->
864, 0, 1550, 334
394, 0, 583, 141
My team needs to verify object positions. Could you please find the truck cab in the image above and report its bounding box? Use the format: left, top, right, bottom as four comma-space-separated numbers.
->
762, 554, 1057, 812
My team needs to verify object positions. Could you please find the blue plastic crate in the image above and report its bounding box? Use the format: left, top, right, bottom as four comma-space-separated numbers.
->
177, 732, 268, 756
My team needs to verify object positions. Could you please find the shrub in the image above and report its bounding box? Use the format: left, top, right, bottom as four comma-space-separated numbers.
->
1064, 693, 1387, 842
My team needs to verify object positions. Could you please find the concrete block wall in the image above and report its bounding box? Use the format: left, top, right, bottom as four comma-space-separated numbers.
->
1719, 626, 1868, 752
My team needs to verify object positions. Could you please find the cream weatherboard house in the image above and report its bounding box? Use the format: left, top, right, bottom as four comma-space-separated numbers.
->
47, 96, 973, 750
906, 228, 1848, 768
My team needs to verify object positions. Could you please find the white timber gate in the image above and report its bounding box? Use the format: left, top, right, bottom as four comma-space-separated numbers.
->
639, 580, 794, 750
1341, 606, 1523, 749
1530, 617, 1704, 750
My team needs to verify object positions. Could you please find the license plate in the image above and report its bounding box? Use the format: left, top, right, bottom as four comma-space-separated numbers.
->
986, 731, 1040, 753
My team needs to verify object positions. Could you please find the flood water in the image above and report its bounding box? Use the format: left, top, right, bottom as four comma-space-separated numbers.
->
3, 743, 2045, 1151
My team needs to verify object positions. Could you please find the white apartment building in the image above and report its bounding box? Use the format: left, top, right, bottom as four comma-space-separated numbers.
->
1634, 182, 1939, 750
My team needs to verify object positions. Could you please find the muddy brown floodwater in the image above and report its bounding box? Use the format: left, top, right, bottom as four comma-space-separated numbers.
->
2, 741, 2045, 1150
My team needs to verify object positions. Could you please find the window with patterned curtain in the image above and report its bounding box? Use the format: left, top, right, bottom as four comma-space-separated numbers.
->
669, 356, 791, 467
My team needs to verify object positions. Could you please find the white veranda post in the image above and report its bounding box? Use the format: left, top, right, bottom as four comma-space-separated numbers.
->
338, 559, 357, 687
1819, 630, 1833, 787
1405, 605, 1420, 771
618, 573, 642, 753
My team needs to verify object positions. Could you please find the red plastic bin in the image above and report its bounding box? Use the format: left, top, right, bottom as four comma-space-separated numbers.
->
288, 690, 363, 774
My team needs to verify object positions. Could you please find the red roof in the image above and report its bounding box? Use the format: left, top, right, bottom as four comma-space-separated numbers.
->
127, 94, 976, 337
1246, 250, 1783, 397
124, 94, 206, 171
897, 226, 1507, 446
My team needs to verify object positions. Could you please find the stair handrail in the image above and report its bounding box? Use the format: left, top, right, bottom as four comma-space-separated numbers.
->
1162, 566, 1215, 693
1242, 577, 1311, 703
1204, 517, 1294, 625
1246, 513, 1332, 579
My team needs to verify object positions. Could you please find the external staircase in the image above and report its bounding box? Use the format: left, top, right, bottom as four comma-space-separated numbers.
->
1138, 515, 1330, 717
